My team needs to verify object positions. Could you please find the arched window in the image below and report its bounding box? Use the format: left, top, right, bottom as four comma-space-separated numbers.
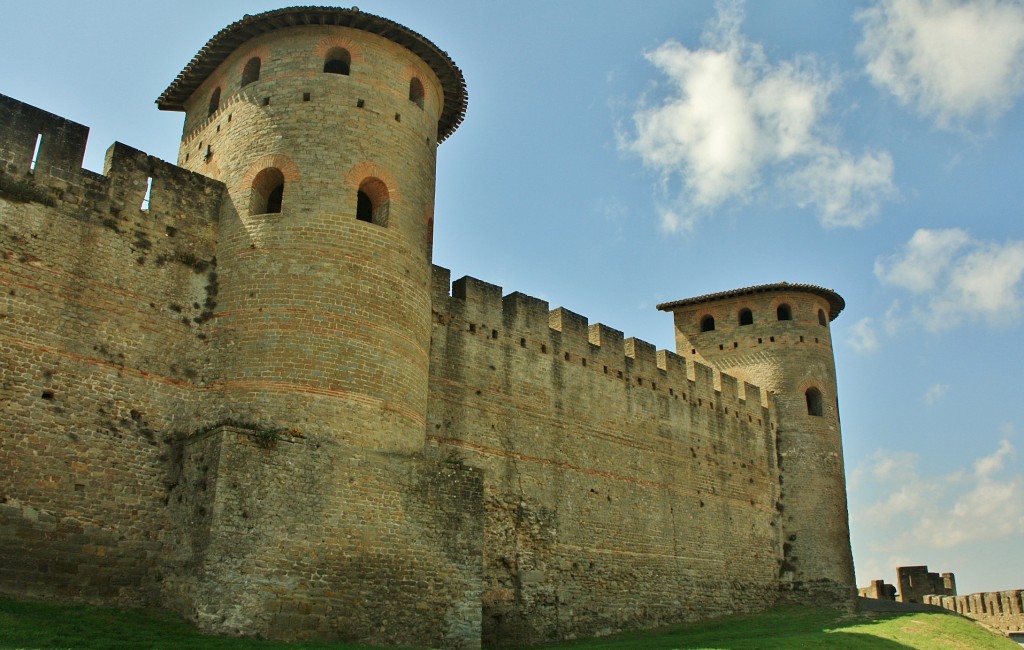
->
700, 315, 715, 332
251, 167, 285, 214
324, 48, 351, 75
739, 308, 753, 326
818, 309, 828, 327
777, 304, 792, 321
241, 57, 261, 87
356, 177, 389, 226
409, 77, 424, 109
806, 387, 823, 416
208, 87, 221, 117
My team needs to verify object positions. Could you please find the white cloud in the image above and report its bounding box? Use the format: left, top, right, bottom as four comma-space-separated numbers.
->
853, 440, 1024, 553
916, 441, 1024, 547
848, 316, 880, 352
658, 207, 695, 234
924, 383, 948, 405
872, 450, 920, 481
935, 242, 1024, 324
853, 450, 931, 524
857, 0, 1024, 127
882, 300, 904, 336
625, 0, 895, 231
864, 482, 929, 524
874, 228, 970, 292
875, 228, 1024, 329
789, 150, 896, 228
975, 438, 1014, 478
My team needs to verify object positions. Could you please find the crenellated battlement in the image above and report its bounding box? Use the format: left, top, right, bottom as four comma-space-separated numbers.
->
0, 94, 89, 178
924, 591, 1024, 633
431, 265, 775, 425
0, 94, 228, 245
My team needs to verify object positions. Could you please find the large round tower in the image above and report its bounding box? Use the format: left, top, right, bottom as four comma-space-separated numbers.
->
157, 7, 466, 452
658, 283, 855, 605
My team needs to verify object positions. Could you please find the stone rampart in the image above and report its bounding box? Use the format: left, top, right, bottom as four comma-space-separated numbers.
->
427, 268, 783, 645
0, 95, 485, 649
2, 54, 857, 645
1, 93, 224, 605
859, 579, 896, 600
897, 565, 955, 603
163, 425, 484, 647
924, 591, 1024, 634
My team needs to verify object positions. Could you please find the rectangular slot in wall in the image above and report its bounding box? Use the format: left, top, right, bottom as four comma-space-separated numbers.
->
29, 133, 42, 171
141, 176, 153, 211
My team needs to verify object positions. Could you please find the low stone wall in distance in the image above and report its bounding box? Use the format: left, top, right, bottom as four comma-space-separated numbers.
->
924, 591, 1024, 633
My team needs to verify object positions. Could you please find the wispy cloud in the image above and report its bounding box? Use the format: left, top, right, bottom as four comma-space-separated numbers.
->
857, 0, 1024, 128
848, 316, 880, 353
624, 0, 895, 232
853, 440, 1024, 552
875, 228, 1024, 330
788, 150, 895, 228
924, 383, 948, 405
874, 228, 971, 293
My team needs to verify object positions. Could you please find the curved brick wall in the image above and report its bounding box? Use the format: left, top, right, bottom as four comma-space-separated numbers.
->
664, 290, 855, 604
175, 25, 447, 452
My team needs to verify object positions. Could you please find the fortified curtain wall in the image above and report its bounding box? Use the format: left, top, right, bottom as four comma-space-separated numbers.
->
924, 591, 1024, 635
0, 95, 486, 650
0, 94, 223, 603
426, 268, 785, 646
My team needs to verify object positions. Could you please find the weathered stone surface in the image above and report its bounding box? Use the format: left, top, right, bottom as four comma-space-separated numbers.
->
0, 6, 855, 650
925, 591, 1024, 633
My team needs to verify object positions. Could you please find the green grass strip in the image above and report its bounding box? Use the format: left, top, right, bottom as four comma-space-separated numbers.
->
1, 598, 1018, 649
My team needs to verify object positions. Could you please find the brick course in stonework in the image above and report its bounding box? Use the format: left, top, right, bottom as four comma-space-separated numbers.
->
0, 7, 856, 649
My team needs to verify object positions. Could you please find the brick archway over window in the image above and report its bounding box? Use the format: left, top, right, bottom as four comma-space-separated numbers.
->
251, 167, 285, 214
317, 37, 362, 76
356, 177, 389, 226
241, 57, 261, 87
237, 154, 301, 215
345, 162, 400, 213
409, 77, 425, 108
207, 87, 221, 117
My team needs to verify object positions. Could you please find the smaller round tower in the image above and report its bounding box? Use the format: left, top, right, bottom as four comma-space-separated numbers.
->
658, 283, 855, 605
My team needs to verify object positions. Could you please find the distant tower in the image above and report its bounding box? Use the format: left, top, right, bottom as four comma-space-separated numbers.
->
157, 7, 466, 452
658, 283, 855, 605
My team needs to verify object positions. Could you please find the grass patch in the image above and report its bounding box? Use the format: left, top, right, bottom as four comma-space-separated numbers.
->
0, 598, 1017, 649
0, 597, 385, 650
541, 606, 1019, 649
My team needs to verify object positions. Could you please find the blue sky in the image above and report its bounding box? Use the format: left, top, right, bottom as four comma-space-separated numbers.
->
3, 0, 1023, 595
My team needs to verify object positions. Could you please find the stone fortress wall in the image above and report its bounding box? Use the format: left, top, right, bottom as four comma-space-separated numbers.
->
426, 271, 786, 644
924, 591, 1024, 634
897, 565, 956, 604
0, 92, 484, 649
0, 94, 223, 604
860, 566, 1021, 639
0, 7, 857, 649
